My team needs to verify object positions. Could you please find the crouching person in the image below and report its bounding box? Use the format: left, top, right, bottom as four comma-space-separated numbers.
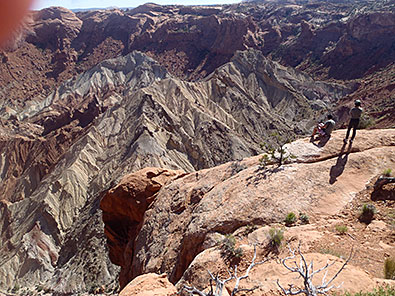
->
311, 114, 336, 139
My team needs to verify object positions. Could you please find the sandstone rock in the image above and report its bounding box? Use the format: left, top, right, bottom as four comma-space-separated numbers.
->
379, 241, 393, 250
179, 245, 377, 295
100, 167, 184, 288
115, 130, 395, 286
286, 129, 395, 164
26, 7, 82, 50
119, 273, 177, 296
366, 220, 388, 232
177, 248, 228, 294
252, 252, 378, 294
0, 2, 393, 293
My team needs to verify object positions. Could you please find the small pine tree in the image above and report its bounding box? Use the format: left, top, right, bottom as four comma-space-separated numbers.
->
260, 132, 295, 167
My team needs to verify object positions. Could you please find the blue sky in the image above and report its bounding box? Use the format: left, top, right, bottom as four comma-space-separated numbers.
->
32, 0, 240, 10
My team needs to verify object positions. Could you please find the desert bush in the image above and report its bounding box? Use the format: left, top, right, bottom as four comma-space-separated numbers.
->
299, 212, 309, 224
285, 212, 297, 226
268, 227, 284, 248
220, 234, 243, 259
335, 225, 348, 235
382, 168, 392, 177
359, 204, 376, 223
384, 257, 395, 280
339, 285, 395, 296
259, 153, 271, 167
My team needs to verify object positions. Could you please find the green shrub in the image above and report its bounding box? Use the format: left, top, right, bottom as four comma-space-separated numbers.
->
259, 153, 271, 167
382, 168, 392, 177
220, 234, 243, 259
268, 227, 284, 248
339, 285, 395, 296
384, 257, 395, 280
299, 212, 309, 224
335, 225, 348, 235
359, 204, 376, 223
233, 247, 244, 258
285, 212, 297, 226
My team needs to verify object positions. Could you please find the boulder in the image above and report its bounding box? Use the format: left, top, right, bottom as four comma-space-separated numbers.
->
119, 273, 177, 296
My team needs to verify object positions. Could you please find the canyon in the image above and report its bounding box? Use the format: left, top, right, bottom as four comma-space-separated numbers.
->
0, 0, 393, 295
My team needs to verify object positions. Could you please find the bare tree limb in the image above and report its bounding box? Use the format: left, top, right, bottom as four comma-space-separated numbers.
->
180, 285, 208, 296
316, 247, 354, 290
277, 244, 354, 296
180, 244, 270, 296
232, 244, 270, 296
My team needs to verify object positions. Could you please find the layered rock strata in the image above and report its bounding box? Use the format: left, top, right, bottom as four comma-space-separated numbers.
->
0, 49, 349, 293
1, 2, 394, 127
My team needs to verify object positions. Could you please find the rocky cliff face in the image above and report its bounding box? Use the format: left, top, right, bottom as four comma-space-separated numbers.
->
0, 1, 394, 127
0, 52, 171, 294
0, 48, 350, 294
0, 1, 393, 294
101, 129, 395, 292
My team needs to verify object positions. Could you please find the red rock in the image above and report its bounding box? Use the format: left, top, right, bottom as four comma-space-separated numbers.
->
119, 273, 177, 296
100, 167, 184, 288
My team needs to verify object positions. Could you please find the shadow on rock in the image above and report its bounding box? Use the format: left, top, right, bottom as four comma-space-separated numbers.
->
371, 176, 395, 201
329, 143, 351, 184
247, 166, 284, 186
311, 134, 331, 148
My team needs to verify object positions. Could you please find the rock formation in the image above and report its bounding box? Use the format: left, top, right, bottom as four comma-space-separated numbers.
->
119, 273, 177, 296
0, 1, 393, 294
0, 1, 394, 127
102, 129, 395, 291
0, 47, 351, 294
100, 167, 184, 288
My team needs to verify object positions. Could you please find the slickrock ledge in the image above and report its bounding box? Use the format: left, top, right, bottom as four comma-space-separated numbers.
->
286, 128, 395, 163
102, 129, 394, 291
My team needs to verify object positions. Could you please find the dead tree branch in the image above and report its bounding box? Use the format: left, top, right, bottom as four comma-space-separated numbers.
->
277, 243, 354, 296
180, 245, 269, 296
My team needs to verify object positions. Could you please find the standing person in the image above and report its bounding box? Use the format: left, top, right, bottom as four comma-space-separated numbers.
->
311, 114, 336, 138
344, 99, 363, 144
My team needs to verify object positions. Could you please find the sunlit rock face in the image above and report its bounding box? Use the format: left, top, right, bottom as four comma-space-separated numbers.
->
1, 2, 394, 127
102, 129, 394, 290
